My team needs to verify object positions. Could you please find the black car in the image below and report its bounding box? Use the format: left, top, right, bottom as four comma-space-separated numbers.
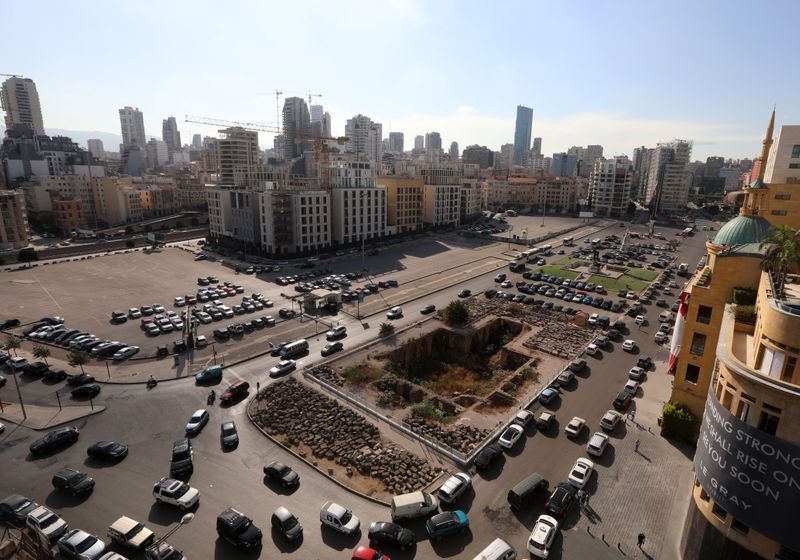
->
270, 342, 289, 357
278, 308, 296, 319
52, 468, 95, 496
420, 304, 436, 315
0, 494, 38, 526
221, 421, 239, 448
545, 482, 577, 518
213, 328, 230, 340
271, 506, 303, 541
321, 341, 343, 356
457, 289, 471, 298
638, 355, 652, 369
67, 373, 95, 386
613, 390, 633, 410
484, 289, 497, 298
263, 461, 300, 487
0, 318, 20, 329
44, 368, 68, 382
474, 443, 503, 470
23, 361, 49, 376
71, 383, 101, 398
368, 521, 415, 551
216, 507, 262, 550
87, 441, 128, 460
170, 438, 193, 477
29, 426, 79, 455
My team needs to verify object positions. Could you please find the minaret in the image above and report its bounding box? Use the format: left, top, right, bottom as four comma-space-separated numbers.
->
741, 109, 775, 216
756, 107, 775, 183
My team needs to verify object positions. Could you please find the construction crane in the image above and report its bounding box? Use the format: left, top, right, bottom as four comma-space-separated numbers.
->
258, 89, 322, 128
0, 73, 23, 78
184, 115, 280, 133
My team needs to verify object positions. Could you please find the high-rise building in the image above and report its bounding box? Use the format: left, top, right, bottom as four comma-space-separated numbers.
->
512, 105, 533, 166
310, 104, 328, 137
449, 142, 459, 161
705, 156, 725, 177
425, 132, 442, 152
532, 137, 542, 157
1, 76, 44, 135
414, 135, 425, 151
0, 189, 29, 250
344, 115, 383, 165
161, 117, 182, 159
281, 97, 311, 160
119, 106, 147, 149
310, 104, 324, 124
642, 140, 692, 214
497, 144, 514, 170
192, 134, 202, 150
462, 145, 494, 169
388, 132, 404, 153
764, 124, 800, 185
322, 112, 331, 137
145, 138, 169, 169
588, 157, 634, 217
217, 127, 260, 186
87, 139, 105, 160
551, 152, 578, 177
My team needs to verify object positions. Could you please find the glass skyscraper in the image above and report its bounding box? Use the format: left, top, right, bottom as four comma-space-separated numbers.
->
513, 105, 533, 166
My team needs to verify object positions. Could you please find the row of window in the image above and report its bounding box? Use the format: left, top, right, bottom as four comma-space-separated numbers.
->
717, 382, 782, 436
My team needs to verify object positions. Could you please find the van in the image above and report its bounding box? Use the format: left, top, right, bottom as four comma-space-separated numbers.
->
472, 538, 517, 560
507, 472, 549, 511
658, 311, 673, 323
390, 491, 438, 521
280, 339, 309, 359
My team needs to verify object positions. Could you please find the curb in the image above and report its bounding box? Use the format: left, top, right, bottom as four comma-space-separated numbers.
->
245, 396, 390, 507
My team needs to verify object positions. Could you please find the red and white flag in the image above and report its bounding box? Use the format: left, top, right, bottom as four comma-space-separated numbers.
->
668, 292, 690, 374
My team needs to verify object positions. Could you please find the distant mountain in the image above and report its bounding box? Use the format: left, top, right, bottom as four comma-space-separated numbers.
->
46, 128, 122, 150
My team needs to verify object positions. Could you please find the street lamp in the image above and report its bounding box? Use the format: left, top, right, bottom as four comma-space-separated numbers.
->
152, 512, 194, 550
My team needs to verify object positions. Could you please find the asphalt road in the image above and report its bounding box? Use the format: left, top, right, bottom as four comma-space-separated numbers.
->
0, 219, 711, 559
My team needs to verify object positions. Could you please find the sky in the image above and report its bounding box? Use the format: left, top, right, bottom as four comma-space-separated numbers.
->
4, 0, 799, 161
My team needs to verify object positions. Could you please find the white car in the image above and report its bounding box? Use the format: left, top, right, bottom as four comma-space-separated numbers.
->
152, 304, 166, 313
195, 335, 208, 348
564, 416, 586, 438
628, 366, 645, 381
152, 477, 200, 510
626, 291, 636, 299
600, 410, 623, 431
107, 515, 155, 550
654, 331, 667, 343
27, 505, 69, 543
128, 308, 141, 319
185, 409, 209, 434
622, 339, 636, 352
263, 299, 274, 308
319, 501, 360, 535
196, 312, 212, 324
624, 379, 640, 395
513, 409, 535, 427
585, 343, 599, 356
386, 306, 403, 319
498, 424, 524, 449
173, 297, 186, 307
635, 315, 646, 325
586, 432, 610, 457
437, 472, 471, 505
326, 325, 347, 339
269, 359, 297, 377
500, 281, 513, 289
527, 514, 558, 557
112, 346, 140, 361
567, 458, 594, 489
58, 529, 106, 560
7, 356, 28, 370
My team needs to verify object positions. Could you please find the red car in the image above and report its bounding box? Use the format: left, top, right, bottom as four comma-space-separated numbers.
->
516, 281, 527, 288
220, 380, 250, 404
185, 295, 197, 305
352, 546, 389, 560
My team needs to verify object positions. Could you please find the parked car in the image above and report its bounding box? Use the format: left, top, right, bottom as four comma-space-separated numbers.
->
220, 421, 239, 448
527, 514, 558, 558
30, 426, 79, 455
271, 506, 302, 541
586, 432, 610, 457
567, 458, 594, 489
52, 468, 95, 496
600, 410, 623, 431
368, 521, 415, 551
437, 472, 471, 505
216, 507, 262, 550
57, 529, 106, 560
622, 339, 636, 352
545, 482, 576, 518
498, 424, 524, 449
185, 409, 209, 434
67, 373, 95, 386
152, 477, 200, 510
425, 510, 468, 540
111, 346, 139, 361
107, 515, 155, 550
0, 494, 38, 526
539, 387, 559, 405
564, 416, 586, 438
26, 505, 69, 543
87, 441, 128, 461
474, 443, 503, 470
263, 461, 300, 487
320, 501, 360, 535
71, 383, 101, 398
513, 409, 535, 427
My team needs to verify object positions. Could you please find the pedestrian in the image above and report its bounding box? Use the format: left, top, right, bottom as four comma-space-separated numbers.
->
635, 439, 640, 453
629, 409, 636, 422
256, 381, 260, 393
638, 533, 646, 548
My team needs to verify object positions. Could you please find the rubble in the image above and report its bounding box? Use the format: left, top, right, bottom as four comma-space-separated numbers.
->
402, 416, 491, 455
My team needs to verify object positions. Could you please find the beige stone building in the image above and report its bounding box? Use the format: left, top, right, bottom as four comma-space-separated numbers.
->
376, 176, 423, 233
0, 189, 29, 250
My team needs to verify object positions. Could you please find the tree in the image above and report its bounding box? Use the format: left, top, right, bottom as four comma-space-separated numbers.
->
5, 335, 20, 356
444, 300, 470, 326
32, 345, 50, 365
18, 248, 39, 267
125, 239, 135, 248
759, 225, 800, 299
67, 350, 90, 373
379, 322, 395, 338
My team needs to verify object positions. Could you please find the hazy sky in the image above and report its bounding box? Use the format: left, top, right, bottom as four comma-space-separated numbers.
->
5, 0, 799, 160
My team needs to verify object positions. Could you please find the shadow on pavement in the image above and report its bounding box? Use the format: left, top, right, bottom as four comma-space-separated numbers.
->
319, 526, 360, 550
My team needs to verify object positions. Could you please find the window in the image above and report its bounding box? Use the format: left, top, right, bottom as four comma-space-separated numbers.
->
731, 518, 749, 534
758, 407, 780, 435
792, 144, 800, 158
711, 502, 727, 520
789, 163, 800, 169
775, 194, 792, 200
783, 356, 797, 383
772, 210, 788, 216
736, 394, 755, 423
685, 364, 700, 384
759, 346, 785, 379
696, 305, 712, 324
690, 333, 707, 356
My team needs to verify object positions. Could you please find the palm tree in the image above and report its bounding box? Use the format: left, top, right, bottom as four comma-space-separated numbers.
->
760, 226, 800, 299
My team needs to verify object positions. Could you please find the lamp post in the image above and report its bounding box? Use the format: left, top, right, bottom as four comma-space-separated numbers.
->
11, 372, 27, 420
152, 512, 194, 550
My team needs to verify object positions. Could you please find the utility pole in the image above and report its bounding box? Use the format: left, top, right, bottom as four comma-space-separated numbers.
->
11, 373, 26, 420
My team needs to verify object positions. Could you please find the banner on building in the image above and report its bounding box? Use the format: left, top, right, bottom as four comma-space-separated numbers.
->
668, 291, 689, 374
695, 391, 800, 549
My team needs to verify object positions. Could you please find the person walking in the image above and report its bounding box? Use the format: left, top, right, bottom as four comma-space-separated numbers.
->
256, 381, 260, 393
635, 439, 640, 453
638, 533, 646, 548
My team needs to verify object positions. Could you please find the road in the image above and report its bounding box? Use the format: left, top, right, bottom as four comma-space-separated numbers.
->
0, 219, 711, 559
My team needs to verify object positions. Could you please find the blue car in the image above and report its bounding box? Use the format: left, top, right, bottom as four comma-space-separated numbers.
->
582, 296, 593, 305
426, 510, 469, 540
539, 387, 559, 405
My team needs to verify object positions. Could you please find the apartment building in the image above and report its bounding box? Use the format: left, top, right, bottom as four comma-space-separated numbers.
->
377, 176, 423, 233
460, 179, 482, 222
0, 189, 29, 250
422, 184, 460, 226
51, 196, 85, 236
260, 188, 330, 255
330, 186, 386, 245
588, 157, 635, 217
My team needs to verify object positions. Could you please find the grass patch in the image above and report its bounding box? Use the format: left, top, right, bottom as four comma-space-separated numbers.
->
625, 268, 659, 281
342, 364, 383, 386
554, 257, 592, 267
536, 265, 579, 279
587, 274, 650, 293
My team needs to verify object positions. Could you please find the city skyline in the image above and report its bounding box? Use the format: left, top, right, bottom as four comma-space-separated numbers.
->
3, 0, 799, 160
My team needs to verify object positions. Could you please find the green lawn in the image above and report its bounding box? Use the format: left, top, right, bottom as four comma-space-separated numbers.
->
554, 257, 592, 267
625, 268, 659, 281
537, 265, 579, 280
588, 274, 650, 293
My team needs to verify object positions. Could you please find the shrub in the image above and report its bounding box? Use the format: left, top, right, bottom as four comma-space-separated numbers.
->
342, 365, 365, 384
520, 367, 539, 382
661, 401, 697, 443
732, 287, 757, 306
410, 402, 443, 421
377, 390, 396, 407
443, 300, 470, 326
379, 322, 395, 337
376, 373, 397, 391
732, 304, 756, 324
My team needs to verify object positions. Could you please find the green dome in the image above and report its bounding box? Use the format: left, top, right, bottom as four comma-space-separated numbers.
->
713, 215, 772, 246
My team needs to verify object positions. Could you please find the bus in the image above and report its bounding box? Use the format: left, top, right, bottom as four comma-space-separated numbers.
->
682, 227, 694, 237
562, 237, 574, 246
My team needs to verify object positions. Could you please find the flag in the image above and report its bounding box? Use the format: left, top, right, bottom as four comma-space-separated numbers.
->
668, 291, 690, 374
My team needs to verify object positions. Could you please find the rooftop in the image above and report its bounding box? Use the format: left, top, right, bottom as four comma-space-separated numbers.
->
713, 214, 772, 247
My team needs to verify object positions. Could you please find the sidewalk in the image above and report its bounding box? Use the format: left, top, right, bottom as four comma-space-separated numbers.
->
0, 401, 105, 431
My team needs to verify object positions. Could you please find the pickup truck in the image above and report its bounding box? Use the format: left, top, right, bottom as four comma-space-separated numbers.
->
152, 477, 200, 510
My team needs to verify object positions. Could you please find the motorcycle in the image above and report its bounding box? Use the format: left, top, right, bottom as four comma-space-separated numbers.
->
207, 390, 215, 405
146, 377, 158, 389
